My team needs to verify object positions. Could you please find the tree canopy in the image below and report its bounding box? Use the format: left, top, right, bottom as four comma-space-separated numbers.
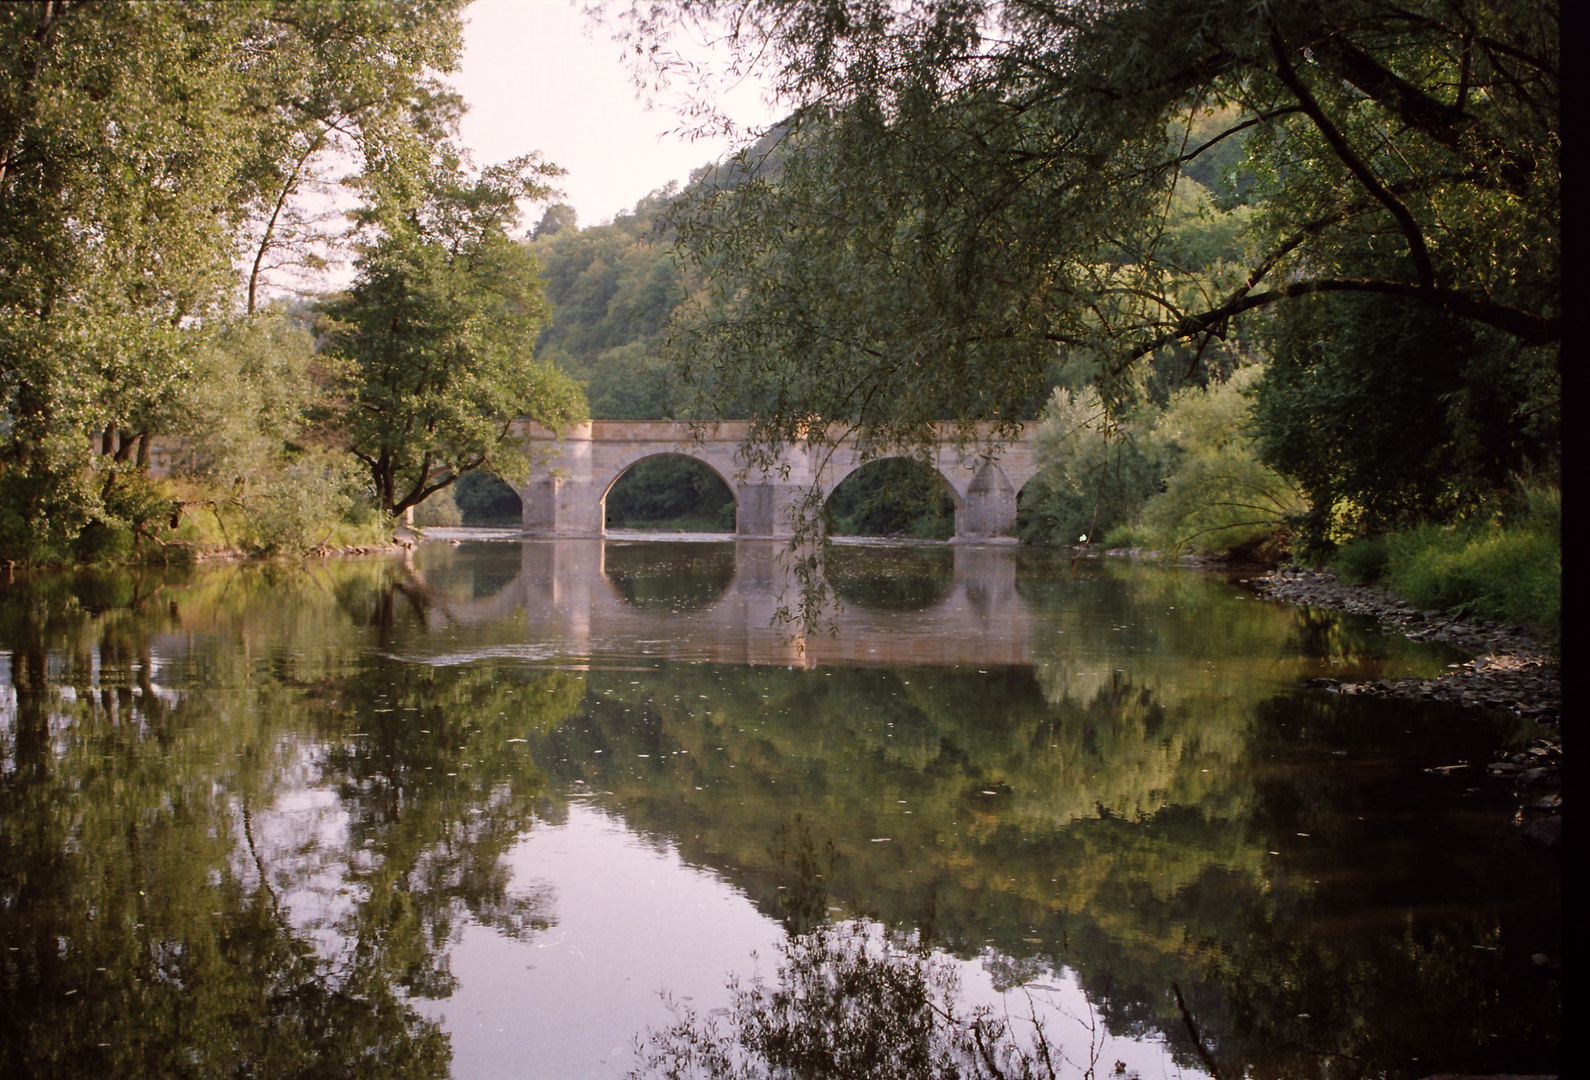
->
319, 154, 586, 517
0, 1, 583, 557
612, 0, 1558, 498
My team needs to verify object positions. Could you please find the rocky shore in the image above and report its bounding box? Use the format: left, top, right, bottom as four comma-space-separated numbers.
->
1244, 565, 1561, 848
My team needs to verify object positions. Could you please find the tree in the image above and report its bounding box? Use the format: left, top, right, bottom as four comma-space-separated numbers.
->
0, 2, 259, 556
612, 0, 1558, 511
1139, 366, 1306, 555
0, 1, 473, 560
318, 153, 586, 518
164, 310, 369, 554
233, 1, 469, 313
531, 202, 578, 239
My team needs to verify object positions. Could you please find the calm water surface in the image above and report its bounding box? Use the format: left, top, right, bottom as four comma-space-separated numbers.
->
0, 539, 1560, 1079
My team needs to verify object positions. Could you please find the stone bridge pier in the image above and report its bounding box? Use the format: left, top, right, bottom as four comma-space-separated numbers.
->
512, 421, 1040, 543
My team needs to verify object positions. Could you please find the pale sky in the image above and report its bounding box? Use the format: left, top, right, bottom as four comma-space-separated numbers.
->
448, 0, 777, 229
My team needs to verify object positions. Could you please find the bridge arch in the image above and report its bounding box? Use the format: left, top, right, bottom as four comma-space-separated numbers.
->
822, 456, 960, 539
596, 449, 738, 504
597, 448, 740, 534
512, 421, 1040, 543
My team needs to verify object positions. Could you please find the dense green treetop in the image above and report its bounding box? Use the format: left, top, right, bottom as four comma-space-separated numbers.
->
0, 1, 591, 554
318, 149, 586, 517
528, 187, 688, 419
0, 0, 487, 556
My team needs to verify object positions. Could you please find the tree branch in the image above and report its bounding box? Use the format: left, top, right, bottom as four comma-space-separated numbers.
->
1269, 27, 1437, 289
1133, 275, 1558, 360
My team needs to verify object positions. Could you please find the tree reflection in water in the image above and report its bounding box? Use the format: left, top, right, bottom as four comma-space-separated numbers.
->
636, 817, 1126, 1080
637, 818, 1044, 1080
0, 552, 1560, 1079
0, 565, 584, 1080
636, 920, 1068, 1080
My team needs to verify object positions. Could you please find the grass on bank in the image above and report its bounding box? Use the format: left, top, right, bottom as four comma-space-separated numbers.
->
1330, 485, 1560, 648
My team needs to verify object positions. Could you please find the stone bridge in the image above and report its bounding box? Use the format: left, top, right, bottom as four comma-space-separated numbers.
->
511, 421, 1039, 542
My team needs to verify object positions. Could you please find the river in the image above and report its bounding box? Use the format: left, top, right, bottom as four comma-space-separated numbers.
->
0, 537, 1561, 1079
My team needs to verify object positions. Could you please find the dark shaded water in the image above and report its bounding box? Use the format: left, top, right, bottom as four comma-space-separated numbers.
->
0, 540, 1560, 1079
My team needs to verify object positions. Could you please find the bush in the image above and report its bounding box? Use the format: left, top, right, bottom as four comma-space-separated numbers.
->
1020, 386, 1162, 543
413, 486, 462, 527
1331, 537, 1390, 585
606, 456, 737, 531
1337, 485, 1561, 648
1382, 514, 1559, 644
454, 471, 522, 525
1137, 367, 1305, 555
825, 458, 954, 539
1100, 523, 1153, 550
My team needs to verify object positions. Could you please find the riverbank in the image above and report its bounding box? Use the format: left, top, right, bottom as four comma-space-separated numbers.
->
1244, 564, 1561, 848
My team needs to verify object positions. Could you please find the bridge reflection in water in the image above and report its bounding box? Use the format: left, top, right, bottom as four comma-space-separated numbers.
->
399, 539, 1035, 668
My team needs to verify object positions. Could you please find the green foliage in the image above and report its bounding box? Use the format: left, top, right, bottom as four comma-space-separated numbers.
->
453, 470, 522, 526
1137, 366, 1305, 555
1326, 485, 1559, 644
149, 312, 381, 556
1250, 292, 1558, 548
1330, 537, 1391, 586
413, 485, 462, 527
610, 0, 1558, 583
181, 447, 369, 556
0, 0, 474, 561
1379, 490, 1560, 645
319, 152, 587, 518
1022, 388, 1162, 544
529, 187, 688, 420
584, 341, 682, 421
825, 459, 955, 540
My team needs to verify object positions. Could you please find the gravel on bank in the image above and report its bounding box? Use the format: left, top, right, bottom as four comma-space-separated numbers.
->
1246, 565, 1559, 722
1242, 564, 1561, 844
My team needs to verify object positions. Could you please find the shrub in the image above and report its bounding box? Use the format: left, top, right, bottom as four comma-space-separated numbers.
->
1021, 386, 1162, 543
1331, 537, 1390, 585
1382, 517, 1559, 644
413, 486, 463, 527
1342, 485, 1562, 648
1137, 367, 1305, 555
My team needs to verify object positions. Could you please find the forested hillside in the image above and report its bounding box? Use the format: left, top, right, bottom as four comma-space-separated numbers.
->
528, 190, 685, 421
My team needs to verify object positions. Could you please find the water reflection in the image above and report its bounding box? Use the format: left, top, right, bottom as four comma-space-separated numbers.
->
602, 541, 737, 612
826, 544, 955, 611
0, 543, 1559, 1080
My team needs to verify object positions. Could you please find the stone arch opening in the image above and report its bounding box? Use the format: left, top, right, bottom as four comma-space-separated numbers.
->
454, 470, 524, 526
603, 453, 738, 533
824, 458, 957, 540
602, 540, 737, 612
